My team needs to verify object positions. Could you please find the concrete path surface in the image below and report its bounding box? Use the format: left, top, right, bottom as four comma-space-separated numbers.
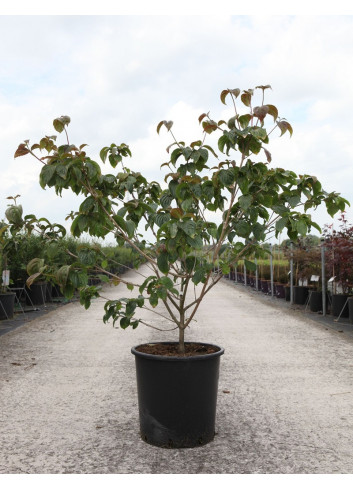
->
1, 264, 353, 474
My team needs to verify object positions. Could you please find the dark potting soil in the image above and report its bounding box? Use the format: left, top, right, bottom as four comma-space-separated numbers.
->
136, 342, 219, 357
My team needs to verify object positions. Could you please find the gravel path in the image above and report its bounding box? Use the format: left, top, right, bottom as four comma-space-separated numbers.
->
1, 265, 353, 474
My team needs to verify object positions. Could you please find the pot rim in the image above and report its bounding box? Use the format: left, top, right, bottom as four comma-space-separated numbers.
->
131, 341, 225, 362
0, 292, 16, 297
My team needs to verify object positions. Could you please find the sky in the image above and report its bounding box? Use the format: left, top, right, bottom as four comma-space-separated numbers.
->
1, 2, 353, 246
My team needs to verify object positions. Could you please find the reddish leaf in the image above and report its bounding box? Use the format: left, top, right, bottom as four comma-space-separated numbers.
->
266, 104, 279, 122
190, 140, 202, 148
220, 90, 229, 105
170, 208, 183, 219
198, 113, 208, 124
14, 143, 30, 158
253, 105, 269, 121
230, 88, 240, 98
255, 85, 272, 91
202, 120, 218, 134
277, 120, 293, 137
263, 148, 272, 163
241, 91, 252, 107
157, 120, 173, 134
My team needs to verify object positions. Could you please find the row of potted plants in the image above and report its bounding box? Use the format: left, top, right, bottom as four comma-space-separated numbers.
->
0, 203, 143, 320
227, 266, 353, 323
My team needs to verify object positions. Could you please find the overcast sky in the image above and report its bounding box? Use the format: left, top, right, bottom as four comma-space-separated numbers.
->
1, 4, 353, 244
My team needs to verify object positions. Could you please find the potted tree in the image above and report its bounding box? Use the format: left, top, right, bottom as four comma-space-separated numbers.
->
0, 223, 16, 320
15, 86, 349, 448
323, 214, 353, 318
0, 198, 27, 320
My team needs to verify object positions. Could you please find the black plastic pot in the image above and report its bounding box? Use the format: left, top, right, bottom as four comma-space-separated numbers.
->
309, 290, 322, 312
331, 294, 351, 318
275, 283, 285, 299
293, 286, 309, 305
51, 284, 64, 299
131, 341, 224, 448
26, 282, 47, 306
0, 292, 16, 320
261, 280, 269, 294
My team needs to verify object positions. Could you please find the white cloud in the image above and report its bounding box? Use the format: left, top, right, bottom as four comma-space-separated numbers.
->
1, 14, 353, 241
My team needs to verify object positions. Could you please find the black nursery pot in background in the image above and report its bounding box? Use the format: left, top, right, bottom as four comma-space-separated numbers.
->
309, 290, 322, 313
331, 294, 351, 318
293, 286, 309, 305
26, 282, 47, 306
131, 342, 224, 449
0, 292, 16, 320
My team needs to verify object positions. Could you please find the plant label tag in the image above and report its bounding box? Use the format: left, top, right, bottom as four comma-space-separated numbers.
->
2, 270, 10, 286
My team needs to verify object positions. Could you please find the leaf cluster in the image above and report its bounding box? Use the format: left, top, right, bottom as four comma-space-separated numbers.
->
14, 87, 349, 341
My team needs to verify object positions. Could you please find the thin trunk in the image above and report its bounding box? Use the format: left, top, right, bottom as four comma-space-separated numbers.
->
178, 325, 185, 353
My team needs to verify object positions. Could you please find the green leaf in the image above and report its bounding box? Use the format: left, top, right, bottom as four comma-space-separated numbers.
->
218, 169, 235, 187
125, 220, 136, 238
56, 164, 69, 180
53, 116, 70, 133
181, 197, 193, 212
160, 192, 173, 209
120, 317, 130, 329
275, 217, 287, 233
149, 293, 158, 307
235, 221, 250, 238
169, 222, 178, 238
113, 214, 127, 232
238, 195, 252, 211
5, 205, 23, 225
286, 194, 301, 208
127, 283, 134, 291
100, 147, 109, 163
238, 114, 252, 129
155, 213, 171, 227
77, 215, 88, 232
244, 259, 256, 272
192, 268, 206, 285
178, 220, 196, 237
157, 251, 169, 274
97, 274, 110, 283
186, 235, 203, 249
272, 204, 288, 216
296, 219, 308, 235
39, 164, 56, 188
185, 256, 197, 272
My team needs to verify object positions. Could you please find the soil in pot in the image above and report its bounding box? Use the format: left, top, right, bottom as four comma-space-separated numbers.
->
0, 292, 16, 320
132, 341, 224, 449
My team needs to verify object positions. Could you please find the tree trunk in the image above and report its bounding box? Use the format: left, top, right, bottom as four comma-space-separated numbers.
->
178, 326, 185, 353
